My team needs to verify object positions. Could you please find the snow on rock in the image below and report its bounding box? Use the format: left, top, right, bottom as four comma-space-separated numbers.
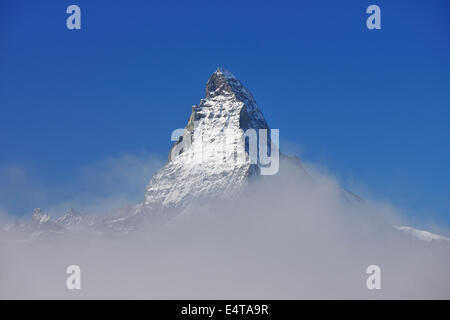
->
31, 208, 50, 225
56, 208, 97, 228
29, 208, 64, 234
394, 225, 450, 243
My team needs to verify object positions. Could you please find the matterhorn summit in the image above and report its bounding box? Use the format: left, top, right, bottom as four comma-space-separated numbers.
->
129, 68, 287, 222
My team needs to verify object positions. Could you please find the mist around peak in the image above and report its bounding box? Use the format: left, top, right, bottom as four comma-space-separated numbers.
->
1, 157, 449, 299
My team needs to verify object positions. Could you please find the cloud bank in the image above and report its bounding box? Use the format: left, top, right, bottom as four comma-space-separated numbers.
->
0, 154, 164, 217
0, 157, 449, 299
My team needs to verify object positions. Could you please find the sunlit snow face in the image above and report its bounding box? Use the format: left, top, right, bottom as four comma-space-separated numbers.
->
170, 124, 280, 175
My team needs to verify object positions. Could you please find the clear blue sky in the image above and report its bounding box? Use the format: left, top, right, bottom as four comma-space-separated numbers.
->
1, 0, 449, 227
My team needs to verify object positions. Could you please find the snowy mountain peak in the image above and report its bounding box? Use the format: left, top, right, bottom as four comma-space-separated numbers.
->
31, 208, 50, 224
131, 68, 275, 221
204, 68, 266, 131
203, 68, 268, 128
206, 68, 245, 99
215, 67, 236, 80
56, 208, 82, 226
168, 68, 269, 162
29, 208, 63, 233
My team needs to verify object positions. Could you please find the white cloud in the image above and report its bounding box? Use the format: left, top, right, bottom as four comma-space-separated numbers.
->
0, 154, 164, 217
0, 158, 449, 299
